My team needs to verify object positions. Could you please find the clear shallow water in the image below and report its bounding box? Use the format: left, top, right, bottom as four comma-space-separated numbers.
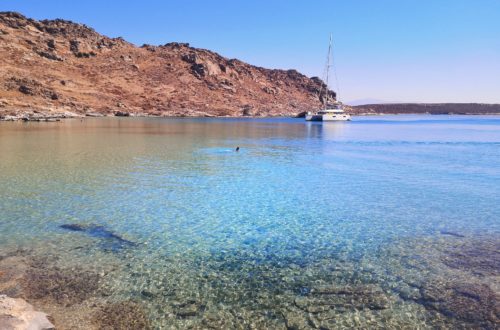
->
0, 115, 499, 328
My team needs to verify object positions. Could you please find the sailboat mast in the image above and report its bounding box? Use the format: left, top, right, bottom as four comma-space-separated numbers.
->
324, 34, 332, 110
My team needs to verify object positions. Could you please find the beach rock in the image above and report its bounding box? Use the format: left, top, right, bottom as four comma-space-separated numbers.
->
114, 110, 130, 117
241, 104, 253, 116
85, 112, 104, 117
0, 294, 55, 330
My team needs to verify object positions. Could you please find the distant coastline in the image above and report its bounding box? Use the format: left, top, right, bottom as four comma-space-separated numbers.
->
350, 103, 500, 115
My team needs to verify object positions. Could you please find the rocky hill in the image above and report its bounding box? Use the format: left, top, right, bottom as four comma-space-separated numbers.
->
352, 103, 500, 115
0, 12, 334, 120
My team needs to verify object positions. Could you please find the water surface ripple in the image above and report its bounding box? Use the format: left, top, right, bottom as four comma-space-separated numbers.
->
0, 115, 499, 329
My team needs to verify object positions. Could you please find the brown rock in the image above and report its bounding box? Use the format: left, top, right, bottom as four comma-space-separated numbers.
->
0, 11, 334, 118
0, 294, 55, 330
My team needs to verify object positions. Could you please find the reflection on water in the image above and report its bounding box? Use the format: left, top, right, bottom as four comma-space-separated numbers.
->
0, 115, 499, 329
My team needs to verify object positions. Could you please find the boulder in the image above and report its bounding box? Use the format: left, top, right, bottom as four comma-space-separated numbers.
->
36, 50, 63, 61
46, 39, 55, 49
114, 110, 130, 117
0, 295, 54, 330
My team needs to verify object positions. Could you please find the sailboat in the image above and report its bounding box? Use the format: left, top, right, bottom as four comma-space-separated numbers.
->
306, 35, 351, 121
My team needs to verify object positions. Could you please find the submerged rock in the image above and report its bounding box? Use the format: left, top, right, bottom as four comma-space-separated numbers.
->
59, 223, 137, 251
294, 284, 390, 314
439, 230, 465, 238
281, 310, 311, 330
420, 281, 499, 327
23, 264, 100, 305
441, 240, 500, 276
94, 301, 151, 330
379, 235, 500, 328
172, 300, 204, 318
0, 294, 55, 330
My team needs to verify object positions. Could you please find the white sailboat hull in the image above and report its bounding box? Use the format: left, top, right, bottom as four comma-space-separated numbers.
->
305, 113, 351, 121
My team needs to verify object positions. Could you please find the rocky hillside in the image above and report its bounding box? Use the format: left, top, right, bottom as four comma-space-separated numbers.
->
0, 12, 334, 120
352, 103, 500, 115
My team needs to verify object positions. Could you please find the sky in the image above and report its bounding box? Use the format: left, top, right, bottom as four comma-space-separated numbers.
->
1, 0, 499, 104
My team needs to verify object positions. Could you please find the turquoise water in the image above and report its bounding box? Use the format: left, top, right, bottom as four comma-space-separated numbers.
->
0, 115, 499, 328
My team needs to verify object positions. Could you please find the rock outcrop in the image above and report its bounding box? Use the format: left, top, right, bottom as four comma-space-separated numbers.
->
0, 295, 55, 330
0, 11, 333, 119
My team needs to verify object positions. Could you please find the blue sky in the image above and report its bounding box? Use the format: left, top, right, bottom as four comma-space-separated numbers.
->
2, 1, 499, 103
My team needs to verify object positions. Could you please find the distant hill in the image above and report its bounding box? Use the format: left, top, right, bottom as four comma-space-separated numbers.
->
0, 12, 334, 120
345, 98, 387, 106
351, 103, 500, 115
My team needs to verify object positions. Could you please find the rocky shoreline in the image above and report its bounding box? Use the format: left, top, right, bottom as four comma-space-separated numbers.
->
0, 111, 284, 122
0, 295, 54, 330
2, 109, 500, 122
0, 251, 151, 330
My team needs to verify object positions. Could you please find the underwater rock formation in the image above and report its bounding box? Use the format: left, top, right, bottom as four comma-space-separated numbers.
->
420, 281, 499, 327
59, 223, 136, 251
439, 230, 465, 238
23, 263, 100, 306
378, 235, 500, 329
93, 301, 151, 330
440, 239, 500, 276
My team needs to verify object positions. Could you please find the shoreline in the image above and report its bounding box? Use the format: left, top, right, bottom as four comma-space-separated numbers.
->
2, 112, 500, 122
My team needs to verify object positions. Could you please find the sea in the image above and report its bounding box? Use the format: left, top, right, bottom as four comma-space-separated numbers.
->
0, 115, 498, 329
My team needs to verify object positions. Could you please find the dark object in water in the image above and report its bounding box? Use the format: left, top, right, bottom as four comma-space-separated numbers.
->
60, 223, 136, 251
60, 224, 86, 231
236, 146, 240, 152
440, 230, 465, 238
